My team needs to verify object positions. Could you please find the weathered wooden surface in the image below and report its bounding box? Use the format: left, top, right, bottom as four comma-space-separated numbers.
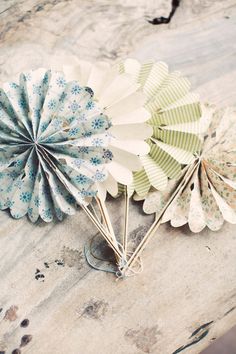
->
0, 1, 236, 353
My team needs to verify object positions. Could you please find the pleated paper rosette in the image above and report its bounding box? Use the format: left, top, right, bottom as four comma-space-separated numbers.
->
48, 56, 207, 275
0, 69, 112, 222
120, 59, 203, 197
51, 56, 152, 200
143, 107, 236, 232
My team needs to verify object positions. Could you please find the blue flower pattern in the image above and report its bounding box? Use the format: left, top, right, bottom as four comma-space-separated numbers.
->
20, 192, 32, 203
71, 85, 81, 95
92, 117, 105, 130
68, 127, 80, 137
0, 69, 113, 222
90, 157, 101, 166
48, 99, 57, 110
86, 101, 95, 110
76, 174, 89, 185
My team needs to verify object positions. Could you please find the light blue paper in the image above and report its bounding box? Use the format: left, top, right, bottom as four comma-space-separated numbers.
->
0, 69, 112, 222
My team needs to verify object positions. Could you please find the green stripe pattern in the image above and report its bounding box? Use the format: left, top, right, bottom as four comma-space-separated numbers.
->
121, 60, 202, 197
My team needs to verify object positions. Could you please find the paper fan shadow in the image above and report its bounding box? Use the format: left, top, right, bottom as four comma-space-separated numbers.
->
0, 69, 112, 222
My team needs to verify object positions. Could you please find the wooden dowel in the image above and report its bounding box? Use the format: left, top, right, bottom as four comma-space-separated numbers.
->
121, 161, 200, 274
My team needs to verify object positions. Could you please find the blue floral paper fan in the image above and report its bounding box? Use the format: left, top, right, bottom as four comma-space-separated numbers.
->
0, 69, 112, 222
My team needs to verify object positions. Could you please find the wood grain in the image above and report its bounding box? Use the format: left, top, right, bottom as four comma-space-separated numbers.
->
0, 1, 236, 353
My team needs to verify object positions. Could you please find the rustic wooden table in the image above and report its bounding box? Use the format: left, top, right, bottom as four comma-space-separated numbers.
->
0, 1, 236, 353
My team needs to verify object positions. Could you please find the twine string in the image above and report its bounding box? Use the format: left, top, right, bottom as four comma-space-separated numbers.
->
115, 242, 143, 279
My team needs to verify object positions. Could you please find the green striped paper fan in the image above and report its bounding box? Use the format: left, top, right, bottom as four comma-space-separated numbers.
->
120, 59, 202, 197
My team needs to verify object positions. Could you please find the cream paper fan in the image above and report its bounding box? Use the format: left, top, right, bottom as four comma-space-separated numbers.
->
120, 59, 202, 197
51, 56, 152, 200
143, 107, 236, 232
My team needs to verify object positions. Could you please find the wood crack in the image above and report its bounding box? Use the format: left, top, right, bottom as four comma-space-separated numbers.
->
172, 321, 214, 354
148, 0, 181, 25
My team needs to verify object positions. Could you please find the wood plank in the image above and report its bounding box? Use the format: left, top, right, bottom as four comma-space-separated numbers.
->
0, 1, 236, 353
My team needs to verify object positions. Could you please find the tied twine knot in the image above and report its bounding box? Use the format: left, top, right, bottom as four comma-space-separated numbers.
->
116, 242, 143, 279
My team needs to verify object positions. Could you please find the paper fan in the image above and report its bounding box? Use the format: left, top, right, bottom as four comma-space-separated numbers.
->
0, 69, 112, 222
120, 59, 202, 197
143, 107, 236, 232
50, 56, 152, 199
